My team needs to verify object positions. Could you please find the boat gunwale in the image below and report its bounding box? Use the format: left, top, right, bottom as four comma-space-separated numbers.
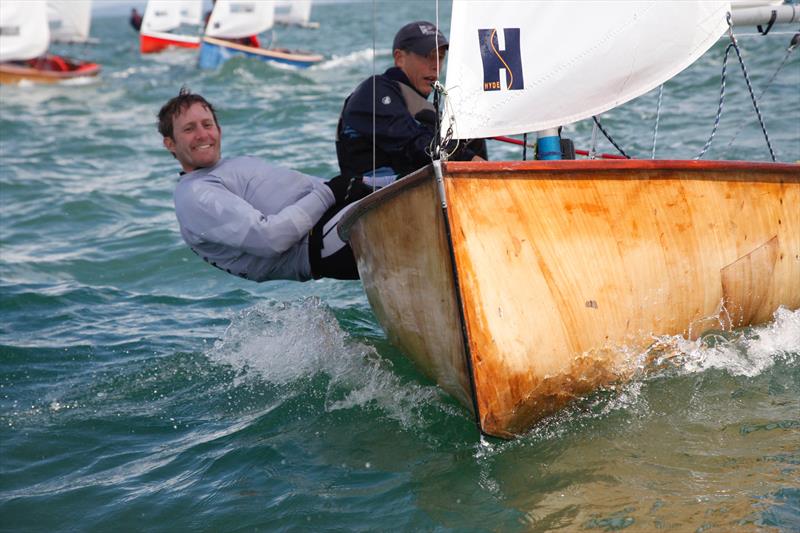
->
337, 159, 798, 241
201, 36, 323, 62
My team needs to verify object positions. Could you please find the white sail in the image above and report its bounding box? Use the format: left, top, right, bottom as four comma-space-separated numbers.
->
443, 1, 731, 139
0, 0, 49, 62
47, 0, 92, 43
205, 0, 276, 39
275, 0, 312, 25
142, 0, 182, 33
178, 0, 203, 27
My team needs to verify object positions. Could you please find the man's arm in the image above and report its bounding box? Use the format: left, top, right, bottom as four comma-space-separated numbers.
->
175, 178, 334, 258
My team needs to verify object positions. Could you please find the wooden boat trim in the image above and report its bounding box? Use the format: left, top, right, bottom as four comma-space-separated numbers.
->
0, 61, 101, 83
339, 158, 798, 240
202, 36, 323, 62
444, 158, 797, 178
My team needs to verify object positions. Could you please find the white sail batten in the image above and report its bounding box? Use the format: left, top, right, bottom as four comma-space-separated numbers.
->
0, 0, 49, 62
443, 1, 731, 139
205, 0, 276, 39
47, 0, 92, 43
275, 0, 312, 25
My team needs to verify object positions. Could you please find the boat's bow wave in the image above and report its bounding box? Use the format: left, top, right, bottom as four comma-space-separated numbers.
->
206, 297, 459, 431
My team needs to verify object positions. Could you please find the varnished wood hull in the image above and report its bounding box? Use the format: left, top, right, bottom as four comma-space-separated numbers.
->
0, 61, 100, 84
339, 160, 800, 438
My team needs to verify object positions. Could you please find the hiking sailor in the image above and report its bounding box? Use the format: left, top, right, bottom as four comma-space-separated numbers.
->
159, 88, 371, 282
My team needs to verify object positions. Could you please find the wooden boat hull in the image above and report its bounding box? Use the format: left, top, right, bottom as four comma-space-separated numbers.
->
140, 31, 201, 54
0, 59, 100, 84
198, 36, 323, 69
339, 160, 800, 438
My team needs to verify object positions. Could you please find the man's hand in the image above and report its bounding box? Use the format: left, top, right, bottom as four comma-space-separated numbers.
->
325, 175, 355, 205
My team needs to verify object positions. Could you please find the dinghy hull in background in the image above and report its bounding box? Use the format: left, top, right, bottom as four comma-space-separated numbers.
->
339, 160, 800, 438
140, 31, 201, 54
198, 36, 323, 69
0, 59, 100, 84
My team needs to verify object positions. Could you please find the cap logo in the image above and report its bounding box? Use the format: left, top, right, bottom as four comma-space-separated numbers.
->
382, 96, 392, 105
418, 23, 437, 36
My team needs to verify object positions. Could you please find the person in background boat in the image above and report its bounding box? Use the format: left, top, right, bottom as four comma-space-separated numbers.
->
158, 88, 372, 282
129, 8, 142, 32
336, 21, 487, 188
204, 0, 261, 47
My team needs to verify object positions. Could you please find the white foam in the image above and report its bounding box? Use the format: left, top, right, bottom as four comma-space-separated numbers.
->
313, 48, 389, 71
655, 306, 800, 378
207, 297, 447, 428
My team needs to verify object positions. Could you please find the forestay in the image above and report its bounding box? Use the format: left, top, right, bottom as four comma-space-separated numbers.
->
442, 0, 731, 139
47, 0, 92, 43
205, 0, 276, 39
0, 0, 49, 62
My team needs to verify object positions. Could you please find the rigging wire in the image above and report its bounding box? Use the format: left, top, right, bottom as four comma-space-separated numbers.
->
726, 32, 798, 149
591, 116, 630, 159
371, 0, 376, 191
651, 84, 664, 159
698, 13, 777, 161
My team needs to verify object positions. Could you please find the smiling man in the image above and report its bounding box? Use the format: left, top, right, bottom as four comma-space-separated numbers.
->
335, 21, 487, 187
159, 88, 371, 282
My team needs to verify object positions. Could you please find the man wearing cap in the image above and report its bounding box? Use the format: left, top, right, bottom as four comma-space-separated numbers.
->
335, 21, 486, 187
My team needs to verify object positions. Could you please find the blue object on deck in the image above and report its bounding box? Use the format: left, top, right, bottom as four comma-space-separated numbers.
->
536, 135, 562, 160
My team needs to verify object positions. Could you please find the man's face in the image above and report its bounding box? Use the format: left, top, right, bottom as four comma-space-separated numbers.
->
163, 102, 221, 172
395, 46, 447, 98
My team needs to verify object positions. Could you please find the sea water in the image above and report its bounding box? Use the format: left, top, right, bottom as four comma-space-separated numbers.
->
1, 2, 799, 531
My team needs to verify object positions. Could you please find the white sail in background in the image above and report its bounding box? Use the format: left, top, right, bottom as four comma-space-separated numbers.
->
275, 0, 312, 26
443, 0, 731, 139
47, 0, 92, 43
205, 0, 276, 39
178, 0, 203, 27
142, 0, 183, 33
0, 0, 49, 62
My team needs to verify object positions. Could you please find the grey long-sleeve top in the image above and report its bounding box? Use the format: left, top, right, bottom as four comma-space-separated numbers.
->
173, 156, 335, 281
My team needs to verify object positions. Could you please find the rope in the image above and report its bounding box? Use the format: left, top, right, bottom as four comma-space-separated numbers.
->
651, 84, 663, 159
727, 32, 796, 149
696, 42, 730, 160
698, 14, 776, 161
591, 116, 630, 159
729, 20, 777, 161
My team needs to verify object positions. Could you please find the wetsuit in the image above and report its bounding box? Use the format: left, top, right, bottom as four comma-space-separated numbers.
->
335, 66, 486, 186
173, 156, 358, 281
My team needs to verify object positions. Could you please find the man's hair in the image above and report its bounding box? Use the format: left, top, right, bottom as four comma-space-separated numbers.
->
157, 87, 219, 139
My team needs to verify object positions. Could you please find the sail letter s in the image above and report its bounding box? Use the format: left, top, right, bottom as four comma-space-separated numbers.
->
478, 28, 524, 91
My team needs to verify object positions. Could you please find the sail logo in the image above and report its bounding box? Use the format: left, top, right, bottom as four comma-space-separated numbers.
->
478, 28, 524, 91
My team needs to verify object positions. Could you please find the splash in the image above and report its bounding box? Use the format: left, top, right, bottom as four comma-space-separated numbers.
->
313, 48, 390, 71
207, 297, 447, 429
650, 306, 799, 378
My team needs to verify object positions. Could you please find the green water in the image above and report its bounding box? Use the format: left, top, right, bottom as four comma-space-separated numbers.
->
1, 2, 798, 531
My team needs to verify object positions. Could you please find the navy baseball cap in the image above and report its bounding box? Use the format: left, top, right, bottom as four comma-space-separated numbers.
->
392, 21, 448, 56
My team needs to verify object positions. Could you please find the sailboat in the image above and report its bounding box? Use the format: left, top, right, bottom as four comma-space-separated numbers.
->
199, 0, 323, 69
0, 0, 100, 84
338, 1, 799, 439
274, 0, 320, 29
139, 0, 204, 54
47, 0, 94, 44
